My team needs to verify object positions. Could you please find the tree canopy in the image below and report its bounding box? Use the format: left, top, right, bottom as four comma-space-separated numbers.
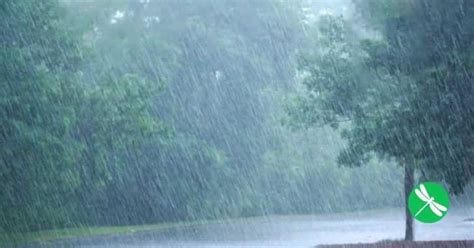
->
287, 0, 474, 240
2, 0, 472, 240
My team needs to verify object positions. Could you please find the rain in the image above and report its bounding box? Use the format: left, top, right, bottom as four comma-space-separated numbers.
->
1, 0, 474, 247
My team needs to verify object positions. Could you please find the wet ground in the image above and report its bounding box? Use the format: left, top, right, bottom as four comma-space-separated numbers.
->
27, 208, 474, 248
319, 240, 474, 248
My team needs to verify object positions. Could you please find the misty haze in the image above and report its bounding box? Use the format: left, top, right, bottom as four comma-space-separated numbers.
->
1, 0, 474, 247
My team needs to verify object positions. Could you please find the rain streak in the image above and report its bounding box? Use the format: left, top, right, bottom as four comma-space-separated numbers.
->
1, 0, 474, 247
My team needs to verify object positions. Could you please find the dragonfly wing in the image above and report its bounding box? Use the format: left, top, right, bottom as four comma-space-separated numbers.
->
420, 184, 430, 199
415, 189, 429, 202
429, 203, 443, 216
432, 201, 447, 212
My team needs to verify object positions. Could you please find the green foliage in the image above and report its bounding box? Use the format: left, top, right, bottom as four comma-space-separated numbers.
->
355, 0, 474, 193
0, 0, 85, 232
0, 0, 171, 232
1, 0, 427, 237
289, 0, 474, 195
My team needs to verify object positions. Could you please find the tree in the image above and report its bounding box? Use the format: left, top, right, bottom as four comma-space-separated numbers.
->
354, 0, 474, 239
0, 0, 86, 231
287, 0, 474, 240
0, 0, 172, 231
353, 0, 474, 194
65, 0, 308, 221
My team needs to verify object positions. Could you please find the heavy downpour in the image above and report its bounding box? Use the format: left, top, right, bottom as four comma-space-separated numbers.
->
1, 0, 474, 247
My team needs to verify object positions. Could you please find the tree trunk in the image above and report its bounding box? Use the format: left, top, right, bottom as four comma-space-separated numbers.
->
404, 164, 414, 241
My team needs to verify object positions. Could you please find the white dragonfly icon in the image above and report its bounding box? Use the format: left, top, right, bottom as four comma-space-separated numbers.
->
414, 183, 448, 217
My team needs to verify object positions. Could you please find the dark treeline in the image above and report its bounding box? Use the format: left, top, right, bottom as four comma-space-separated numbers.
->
1, 0, 472, 236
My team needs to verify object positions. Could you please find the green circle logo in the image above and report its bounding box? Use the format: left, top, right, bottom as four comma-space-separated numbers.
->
408, 182, 449, 223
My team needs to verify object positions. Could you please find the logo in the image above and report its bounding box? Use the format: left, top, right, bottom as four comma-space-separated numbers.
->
408, 182, 449, 223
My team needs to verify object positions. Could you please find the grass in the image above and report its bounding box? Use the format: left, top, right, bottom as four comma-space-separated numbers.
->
0, 220, 212, 246
0, 210, 404, 246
